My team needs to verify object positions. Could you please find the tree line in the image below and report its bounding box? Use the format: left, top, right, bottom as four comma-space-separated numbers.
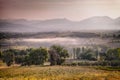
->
71, 47, 120, 66
0, 45, 69, 66
73, 47, 120, 61
0, 46, 120, 67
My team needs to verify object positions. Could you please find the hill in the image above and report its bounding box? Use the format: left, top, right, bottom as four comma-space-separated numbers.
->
0, 16, 120, 32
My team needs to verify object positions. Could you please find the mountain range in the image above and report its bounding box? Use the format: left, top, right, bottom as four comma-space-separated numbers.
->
0, 16, 120, 32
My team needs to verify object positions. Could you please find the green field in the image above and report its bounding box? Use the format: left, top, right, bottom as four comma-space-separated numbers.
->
0, 66, 120, 80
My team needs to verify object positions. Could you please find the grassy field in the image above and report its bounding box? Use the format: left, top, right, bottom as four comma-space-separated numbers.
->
0, 66, 120, 80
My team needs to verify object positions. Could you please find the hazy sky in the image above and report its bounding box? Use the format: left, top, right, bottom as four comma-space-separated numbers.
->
0, 0, 120, 21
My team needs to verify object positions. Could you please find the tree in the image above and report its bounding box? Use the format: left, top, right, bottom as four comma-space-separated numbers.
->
73, 47, 81, 59
29, 47, 48, 65
21, 55, 31, 66
0, 51, 2, 60
106, 48, 120, 61
49, 45, 69, 65
15, 55, 24, 64
49, 50, 59, 65
14, 49, 29, 64
73, 48, 76, 59
80, 48, 97, 61
2, 51, 14, 66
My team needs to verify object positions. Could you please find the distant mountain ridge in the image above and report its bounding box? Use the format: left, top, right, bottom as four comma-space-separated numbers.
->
0, 16, 120, 32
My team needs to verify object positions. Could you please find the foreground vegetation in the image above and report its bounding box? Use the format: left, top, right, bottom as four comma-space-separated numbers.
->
0, 66, 120, 80
0, 45, 69, 66
1, 46, 120, 67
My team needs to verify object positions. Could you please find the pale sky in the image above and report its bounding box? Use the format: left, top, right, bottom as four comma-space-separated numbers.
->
0, 0, 120, 21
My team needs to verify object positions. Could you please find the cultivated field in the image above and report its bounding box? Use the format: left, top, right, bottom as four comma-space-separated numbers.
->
0, 66, 120, 80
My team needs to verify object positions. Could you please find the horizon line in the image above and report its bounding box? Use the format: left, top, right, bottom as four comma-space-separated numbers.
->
0, 16, 120, 22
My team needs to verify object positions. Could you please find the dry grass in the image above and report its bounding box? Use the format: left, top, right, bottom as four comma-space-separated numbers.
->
0, 66, 120, 80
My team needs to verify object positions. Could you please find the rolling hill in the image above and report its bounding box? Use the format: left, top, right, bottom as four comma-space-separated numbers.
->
0, 16, 120, 32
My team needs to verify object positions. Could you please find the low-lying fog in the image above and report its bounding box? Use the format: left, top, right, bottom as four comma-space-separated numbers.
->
1, 37, 111, 48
